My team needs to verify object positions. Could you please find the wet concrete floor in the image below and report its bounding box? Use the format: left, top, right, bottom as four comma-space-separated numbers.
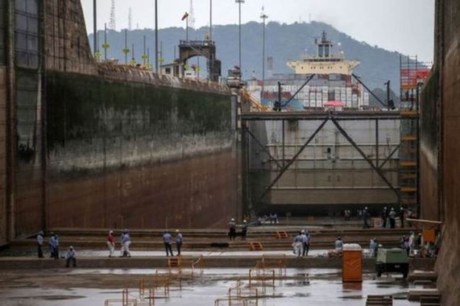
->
0, 267, 422, 305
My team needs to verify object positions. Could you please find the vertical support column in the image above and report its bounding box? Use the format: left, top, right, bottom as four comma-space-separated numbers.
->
39, 0, 47, 232
375, 119, 379, 168
233, 91, 243, 220
240, 90, 250, 218
0, 0, 9, 245
282, 119, 285, 166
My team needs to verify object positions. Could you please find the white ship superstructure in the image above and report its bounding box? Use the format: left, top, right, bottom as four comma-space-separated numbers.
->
249, 31, 370, 110
287, 31, 359, 75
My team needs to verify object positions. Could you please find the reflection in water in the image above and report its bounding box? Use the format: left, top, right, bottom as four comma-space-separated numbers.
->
0, 269, 419, 306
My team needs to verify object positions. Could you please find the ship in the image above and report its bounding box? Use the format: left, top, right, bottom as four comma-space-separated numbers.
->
247, 31, 370, 111
0, 0, 239, 243
241, 32, 402, 216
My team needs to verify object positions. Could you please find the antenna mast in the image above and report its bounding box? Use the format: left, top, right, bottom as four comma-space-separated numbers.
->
109, 0, 116, 30
189, 0, 195, 29
128, 7, 132, 31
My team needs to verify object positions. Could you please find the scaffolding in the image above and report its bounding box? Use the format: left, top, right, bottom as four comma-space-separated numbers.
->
214, 281, 260, 306
399, 55, 430, 208
240, 89, 271, 112
103, 263, 207, 306
255, 254, 287, 277
167, 255, 205, 280
248, 267, 276, 294
104, 288, 153, 306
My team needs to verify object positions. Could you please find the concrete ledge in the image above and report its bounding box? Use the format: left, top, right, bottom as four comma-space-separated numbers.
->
407, 289, 440, 301
0, 254, 434, 271
0, 255, 377, 270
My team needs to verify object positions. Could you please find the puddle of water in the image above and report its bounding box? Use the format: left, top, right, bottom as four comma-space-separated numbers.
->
0, 268, 420, 306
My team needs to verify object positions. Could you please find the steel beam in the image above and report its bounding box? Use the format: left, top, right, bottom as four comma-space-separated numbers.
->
352, 73, 389, 108
244, 125, 282, 169
331, 118, 400, 197
282, 74, 315, 108
256, 118, 329, 203
375, 119, 379, 167
241, 110, 407, 121
378, 143, 401, 169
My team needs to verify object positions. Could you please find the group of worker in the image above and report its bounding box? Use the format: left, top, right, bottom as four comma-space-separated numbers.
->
106, 229, 184, 257
162, 229, 183, 256
292, 230, 312, 257
36, 228, 185, 267
36, 231, 76, 267
380, 206, 407, 228
359, 206, 410, 229
106, 229, 132, 257
228, 218, 248, 240
399, 231, 434, 257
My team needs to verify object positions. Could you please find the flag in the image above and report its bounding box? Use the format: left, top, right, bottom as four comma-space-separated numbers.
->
181, 12, 189, 21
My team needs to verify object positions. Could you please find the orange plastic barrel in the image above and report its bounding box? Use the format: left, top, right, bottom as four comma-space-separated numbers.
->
342, 248, 363, 282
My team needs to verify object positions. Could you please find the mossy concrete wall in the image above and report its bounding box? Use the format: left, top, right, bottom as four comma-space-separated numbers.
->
42, 70, 238, 229
437, 0, 460, 304
420, 0, 460, 305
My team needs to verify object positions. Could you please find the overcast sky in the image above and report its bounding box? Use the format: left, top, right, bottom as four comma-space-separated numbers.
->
82, 0, 435, 62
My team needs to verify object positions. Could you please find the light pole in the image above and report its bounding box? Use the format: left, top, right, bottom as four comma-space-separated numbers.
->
260, 7, 268, 96
209, 0, 213, 81
186, 15, 189, 41
235, 0, 244, 72
102, 23, 109, 60
209, 0, 213, 41
93, 0, 97, 57
155, 0, 159, 73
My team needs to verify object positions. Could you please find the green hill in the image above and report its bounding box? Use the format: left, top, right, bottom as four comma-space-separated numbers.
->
89, 21, 403, 94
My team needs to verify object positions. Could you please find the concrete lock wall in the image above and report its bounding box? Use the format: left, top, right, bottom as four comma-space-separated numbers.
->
420, 0, 460, 305
0, 0, 240, 243
43, 0, 97, 74
12, 1, 46, 238
43, 71, 237, 230
430, 0, 460, 306
419, 69, 439, 220
0, 66, 7, 245
0, 0, 7, 246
